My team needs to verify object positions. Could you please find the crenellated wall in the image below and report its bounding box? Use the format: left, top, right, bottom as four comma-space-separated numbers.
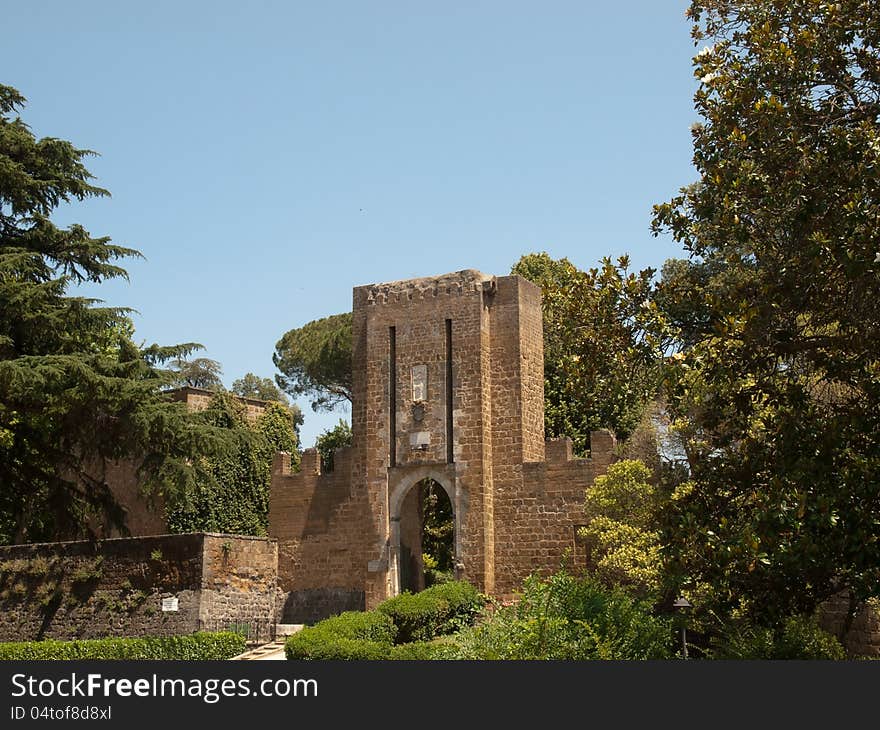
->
268, 269, 620, 622
269, 449, 369, 623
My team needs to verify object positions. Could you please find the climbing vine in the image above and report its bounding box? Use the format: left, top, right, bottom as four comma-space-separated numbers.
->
166, 394, 299, 536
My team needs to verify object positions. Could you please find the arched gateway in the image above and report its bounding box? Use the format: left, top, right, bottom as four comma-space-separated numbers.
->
270, 270, 617, 623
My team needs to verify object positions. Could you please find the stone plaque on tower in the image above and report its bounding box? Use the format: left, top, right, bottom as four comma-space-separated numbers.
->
411, 364, 427, 402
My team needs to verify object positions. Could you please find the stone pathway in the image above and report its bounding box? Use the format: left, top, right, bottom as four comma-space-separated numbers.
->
229, 624, 302, 661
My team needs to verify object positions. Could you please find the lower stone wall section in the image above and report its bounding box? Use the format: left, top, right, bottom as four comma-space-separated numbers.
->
198, 535, 279, 640
278, 588, 366, 625
0, 533, 277, 642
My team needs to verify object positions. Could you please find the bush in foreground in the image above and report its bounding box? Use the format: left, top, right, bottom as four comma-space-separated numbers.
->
445, 571, 672, 660
0, 632, 246, 660
284, 611, 396, 660
709, 615, 846, 660
376, 580, 485, 643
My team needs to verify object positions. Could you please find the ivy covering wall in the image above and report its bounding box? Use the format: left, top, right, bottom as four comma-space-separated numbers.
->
166, 394, 299, 536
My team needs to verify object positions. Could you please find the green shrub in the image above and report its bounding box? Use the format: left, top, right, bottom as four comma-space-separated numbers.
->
710, 615, 846, 660
0, 632, 246, 660
387, 638, 455, 660
310, 610, 397, 643
377, 581, 484, 643
447, 571, 671, 660
284, 610, 395, 660
285, 633, 388, 660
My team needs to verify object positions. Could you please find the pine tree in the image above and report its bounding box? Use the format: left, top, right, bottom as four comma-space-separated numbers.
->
0, 84, 230, 543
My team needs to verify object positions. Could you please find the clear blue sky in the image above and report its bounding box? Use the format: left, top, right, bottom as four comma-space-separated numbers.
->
3, 1, 698, 448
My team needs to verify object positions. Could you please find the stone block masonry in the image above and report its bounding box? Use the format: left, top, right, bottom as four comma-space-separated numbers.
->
0, 533, 277, 642
269, 269, 620, 619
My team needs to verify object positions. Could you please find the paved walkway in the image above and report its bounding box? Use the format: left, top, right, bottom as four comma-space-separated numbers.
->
231, 638, 287, 660
229, 624, 302, 661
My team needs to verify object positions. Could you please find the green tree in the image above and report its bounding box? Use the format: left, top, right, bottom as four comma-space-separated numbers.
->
652, 1, 880, 625
166, 394, 299, 536
231, 372, 289, 403
273, 313, 352, 412
420, 480, 454, 586
579, 460, 663, 599
314, 418, 352, 472
231, 372, 304, 436
169, 357, 224, 390
0, 84, 230, 543
512, 252, 669, 452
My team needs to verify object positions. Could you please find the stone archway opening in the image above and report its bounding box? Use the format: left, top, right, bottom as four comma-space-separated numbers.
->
397, 478, 455, 594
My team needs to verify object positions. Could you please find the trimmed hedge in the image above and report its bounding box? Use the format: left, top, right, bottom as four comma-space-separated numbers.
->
377, 581, 484, 644
285, 610, 396, 660
0, 632, 246, 661
387, 638, 455, 660
284, 583, 485, 660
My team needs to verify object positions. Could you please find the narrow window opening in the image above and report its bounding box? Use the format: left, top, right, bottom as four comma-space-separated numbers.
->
446, 319, 454, 464
390, 326, 397, 467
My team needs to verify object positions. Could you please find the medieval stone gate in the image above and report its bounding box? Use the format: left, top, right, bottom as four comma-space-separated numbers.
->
269, 270, 616, 623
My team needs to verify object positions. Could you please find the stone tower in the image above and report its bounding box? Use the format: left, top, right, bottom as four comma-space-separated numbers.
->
270, 270, 616, 623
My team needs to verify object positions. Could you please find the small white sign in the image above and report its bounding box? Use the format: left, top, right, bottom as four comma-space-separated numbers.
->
161, 597, 179, 612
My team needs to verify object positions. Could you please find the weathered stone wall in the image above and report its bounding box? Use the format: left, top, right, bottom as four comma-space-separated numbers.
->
494, 433, 616, 599
269, 449, 370, 623
198, 534, 278, 635
0, 533, 276, 642
168, 386, 269, 424
269, 270, 618, 621
818, 594, 880, 658
97, 459, 168, 538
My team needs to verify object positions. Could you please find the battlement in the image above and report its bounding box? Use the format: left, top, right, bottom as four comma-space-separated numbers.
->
353, 269, 497, 308
271, 267, 613, 615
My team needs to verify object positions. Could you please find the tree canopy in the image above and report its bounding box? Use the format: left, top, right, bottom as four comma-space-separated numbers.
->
512, 252, 669, 452
273, 313, 352, 412
0, 83, 231, 543
314, 418, 352, 472
652, 0, 880, 624
169, 357, 223, 390
579, 459, 663, 599
231, 372, 289, 403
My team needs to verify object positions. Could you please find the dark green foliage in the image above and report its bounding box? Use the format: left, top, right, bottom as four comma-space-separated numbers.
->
420, 480, 454, 586
0, 632, 245, 660
168, 358, 223, 390
387, 639, 454, 660
284, 634, 388, 660
273, 313, 353, 412
449, 571, 672, 660
284, 610, 396, 660
314, 419, 352, 471
308, 610, 397, 644
166, 396, 299, 536
284, 584, 484, 660
0, 83, 234, 544
231, 372, 288, 403
710, 616, 846, 660
511, 253, 668, 450
652, 0, 880, 625
376, 581, 484, 644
